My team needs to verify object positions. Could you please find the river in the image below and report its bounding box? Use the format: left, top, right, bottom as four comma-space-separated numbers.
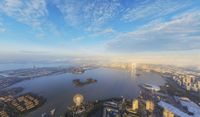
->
5, 67, 166, 117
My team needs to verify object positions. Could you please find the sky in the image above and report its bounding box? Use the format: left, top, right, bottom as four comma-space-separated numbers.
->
0, 0, 200, 65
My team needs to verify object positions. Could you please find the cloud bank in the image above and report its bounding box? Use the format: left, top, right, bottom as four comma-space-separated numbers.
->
107, 10, 200, 52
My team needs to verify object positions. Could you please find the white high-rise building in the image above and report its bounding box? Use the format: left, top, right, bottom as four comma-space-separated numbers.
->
130, 63, 137, 79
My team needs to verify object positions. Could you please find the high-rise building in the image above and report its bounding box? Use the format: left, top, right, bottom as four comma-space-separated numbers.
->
163, 109, 174, 117
132, 99, 139, 111
130, 63, 137, 79
146, 100, 154, 112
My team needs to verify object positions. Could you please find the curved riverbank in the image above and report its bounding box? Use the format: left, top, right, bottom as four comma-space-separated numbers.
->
6, 68, 166, 117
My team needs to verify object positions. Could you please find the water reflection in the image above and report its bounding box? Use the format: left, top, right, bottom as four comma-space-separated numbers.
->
8, 68, 165, 117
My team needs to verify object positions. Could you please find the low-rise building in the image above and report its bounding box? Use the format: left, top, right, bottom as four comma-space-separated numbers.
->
0, 111, 9, 117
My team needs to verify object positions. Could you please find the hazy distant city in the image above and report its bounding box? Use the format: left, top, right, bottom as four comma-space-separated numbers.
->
0, 0, 200, 117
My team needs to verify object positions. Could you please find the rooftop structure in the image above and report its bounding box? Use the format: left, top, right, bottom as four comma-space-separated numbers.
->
66, 94, 94, 117
73, 94, 84, 107
158, 101, 191, 117
0, 111, 9, 117
178, 97, 200, 117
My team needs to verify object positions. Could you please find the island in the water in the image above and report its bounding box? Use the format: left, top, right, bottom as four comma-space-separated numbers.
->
73, 78, 97, 87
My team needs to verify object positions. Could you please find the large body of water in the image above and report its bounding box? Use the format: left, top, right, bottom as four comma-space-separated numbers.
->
4, 67, 166, 117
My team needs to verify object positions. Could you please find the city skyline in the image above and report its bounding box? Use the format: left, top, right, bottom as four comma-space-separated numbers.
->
0, 0, 200, 66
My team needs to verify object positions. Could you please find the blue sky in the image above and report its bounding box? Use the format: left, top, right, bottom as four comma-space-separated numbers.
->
0, 0, 200, 60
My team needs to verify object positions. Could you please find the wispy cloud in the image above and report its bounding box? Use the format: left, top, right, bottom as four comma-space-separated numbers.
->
71, 37, 85, 42
56, 0, 121, 32
71, 28, 115, 42
90, 28, 116, 37
107, 9, 200, 52
55, 0, 81, 26
122, 0, 192, 22
0, 0, 48, 29
0, 0, 63, 39
0, 17, 6, 32
83, 0, 121, 32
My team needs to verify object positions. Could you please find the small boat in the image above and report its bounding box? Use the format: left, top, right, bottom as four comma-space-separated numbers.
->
41, 113, 47, 117
50, 109, 56, 116
136, 74, 141, 76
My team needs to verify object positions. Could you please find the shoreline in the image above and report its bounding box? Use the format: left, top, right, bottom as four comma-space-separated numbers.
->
0, 66, 96, 89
